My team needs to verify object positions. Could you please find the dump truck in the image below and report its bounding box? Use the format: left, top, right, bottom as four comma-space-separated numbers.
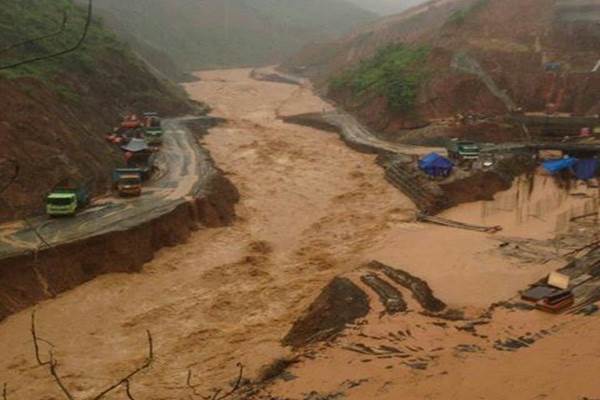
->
46, 183, 90, 217
143, 112, 164, 145
112, 169, 143, 197
446, 139, 480, 163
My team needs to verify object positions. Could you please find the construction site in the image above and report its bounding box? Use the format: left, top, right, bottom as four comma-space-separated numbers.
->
1, 0, 599, 399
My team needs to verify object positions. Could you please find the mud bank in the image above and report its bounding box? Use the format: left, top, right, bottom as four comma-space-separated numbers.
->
0, 140, 239, 322
250, 68, 302, 86
278, 112, 398, 158
279, 113, 339, 134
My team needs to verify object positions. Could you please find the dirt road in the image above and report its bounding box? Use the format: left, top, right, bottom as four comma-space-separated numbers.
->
0, 118, 212, 259
1, 69, 599, 400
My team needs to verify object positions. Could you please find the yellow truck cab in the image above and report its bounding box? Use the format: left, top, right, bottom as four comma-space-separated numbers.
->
46, 193, 78, 216
45, 184, 89, 217
117, 174, 142, 197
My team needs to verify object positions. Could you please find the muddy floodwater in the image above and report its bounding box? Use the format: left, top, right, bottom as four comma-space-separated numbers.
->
1, 69, 600, 400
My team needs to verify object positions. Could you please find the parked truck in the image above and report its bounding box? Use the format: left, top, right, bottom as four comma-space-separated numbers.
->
143, 112, 164, 145
46, 182, 90, 217
446, 139, 481, 163
112, 169, 143, 197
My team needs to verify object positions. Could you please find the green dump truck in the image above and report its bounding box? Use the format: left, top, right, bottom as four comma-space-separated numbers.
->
46, 183, 90, 217
446, 139, 481, 162
143, 112, 164, 145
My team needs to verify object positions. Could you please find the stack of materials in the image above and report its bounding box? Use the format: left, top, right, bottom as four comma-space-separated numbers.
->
521, 272, 574, 313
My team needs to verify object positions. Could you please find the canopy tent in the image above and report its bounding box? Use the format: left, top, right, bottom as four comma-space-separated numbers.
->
419, 152, 454, 177
121, 138, 149, 153
543, 157, 577, 174
542, 157, 599, 180
573, 159, 599, 180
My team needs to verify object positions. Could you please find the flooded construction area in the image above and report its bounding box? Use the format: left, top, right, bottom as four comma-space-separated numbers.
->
1, 69, 600, 399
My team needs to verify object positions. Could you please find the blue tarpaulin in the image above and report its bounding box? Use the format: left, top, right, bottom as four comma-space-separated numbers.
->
573, 159, 599, 180
419, 152, 454, 177
543, 157, 577, 174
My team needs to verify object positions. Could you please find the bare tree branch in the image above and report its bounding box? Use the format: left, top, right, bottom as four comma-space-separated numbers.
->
0, 0, 93, 71
0, 159, 19, 196
124, 379, 135, 400
49, 353, 76, 400
210, 389, 223, 400
30, 312, 152, 400
31, 310, 50, 366
0, 10, 69, 55
187, 363, 244, 400
186, 370, 204, 397
90, 330, 154, 400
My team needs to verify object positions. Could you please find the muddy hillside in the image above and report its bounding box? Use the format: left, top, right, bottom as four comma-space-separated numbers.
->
283, 0, 600, 138
0, 0, 196, 222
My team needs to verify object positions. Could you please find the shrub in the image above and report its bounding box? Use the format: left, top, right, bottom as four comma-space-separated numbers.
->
329, 44, 430, 112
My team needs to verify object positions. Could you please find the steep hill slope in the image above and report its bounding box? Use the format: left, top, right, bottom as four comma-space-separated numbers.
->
285, 0, 600, 138
88, 0, 377, 71
0, 0, 195, 222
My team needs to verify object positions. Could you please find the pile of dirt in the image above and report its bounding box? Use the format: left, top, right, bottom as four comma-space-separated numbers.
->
282, 277, 370, 349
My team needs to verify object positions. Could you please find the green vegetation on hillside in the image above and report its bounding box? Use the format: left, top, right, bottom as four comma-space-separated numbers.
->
330, 44, 430, 111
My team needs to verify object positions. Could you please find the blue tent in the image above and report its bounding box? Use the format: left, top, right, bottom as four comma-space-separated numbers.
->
419, 152, 454, 177
573, 159, 599, 180
543, 157, 577, 174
